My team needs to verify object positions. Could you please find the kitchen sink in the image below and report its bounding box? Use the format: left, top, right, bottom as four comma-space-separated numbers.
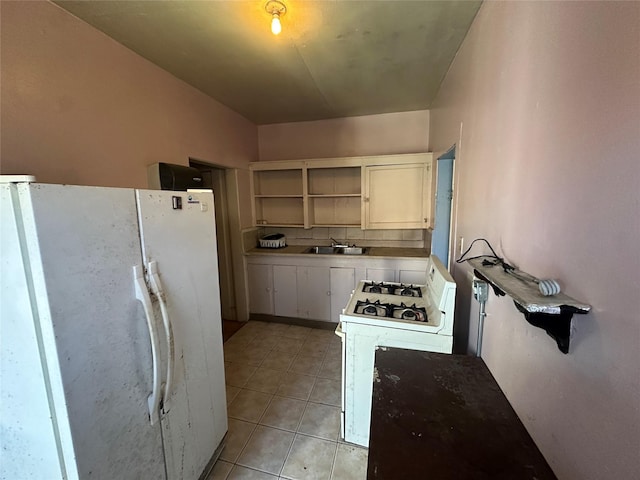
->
306, 246, 337, 254
339, 247, 368, 255
304, 246, 369, 255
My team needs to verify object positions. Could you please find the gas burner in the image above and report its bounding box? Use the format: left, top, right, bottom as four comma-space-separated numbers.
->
392, 284, 422, 298
361, 281, 423, 297
362, 282, 395, 295
354, 299, 391, 317
390, 303, 428, 322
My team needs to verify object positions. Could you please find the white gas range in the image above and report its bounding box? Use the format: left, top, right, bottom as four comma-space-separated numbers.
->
337, 255, 457, 447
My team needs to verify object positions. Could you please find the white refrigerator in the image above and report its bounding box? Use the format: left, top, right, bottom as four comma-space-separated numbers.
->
0, 179, 227, 479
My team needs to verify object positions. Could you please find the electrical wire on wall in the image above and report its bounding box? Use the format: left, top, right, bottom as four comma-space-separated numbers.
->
456, 237, 506, 268
457, 238, 561, 297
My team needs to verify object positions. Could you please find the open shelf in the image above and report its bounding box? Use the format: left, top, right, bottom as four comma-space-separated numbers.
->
308, 166, 361, 196
253, 169, 303, 196
254, 194, 304, 198
308, 193, 361, 198
254, 197, 304, 227
311, 224, 361, 228
309, 196, 361, 226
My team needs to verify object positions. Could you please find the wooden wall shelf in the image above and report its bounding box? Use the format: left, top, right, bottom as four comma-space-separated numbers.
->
469, 258, 590, 354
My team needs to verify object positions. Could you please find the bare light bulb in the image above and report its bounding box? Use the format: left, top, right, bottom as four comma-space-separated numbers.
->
271, 13, 281, 35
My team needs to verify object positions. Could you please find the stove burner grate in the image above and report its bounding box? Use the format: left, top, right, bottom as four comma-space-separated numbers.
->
354, 299, 429, 323
361, 281, 423, 297
354, 299, 391, 317
394, 284, 423, 298
362, 282, 395, 295
389, 303, 428, 322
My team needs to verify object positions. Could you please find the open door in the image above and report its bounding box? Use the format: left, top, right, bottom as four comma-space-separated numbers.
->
431, 146, 455, 269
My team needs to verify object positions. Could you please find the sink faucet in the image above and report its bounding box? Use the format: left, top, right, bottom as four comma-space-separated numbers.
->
330, 237, 351, 248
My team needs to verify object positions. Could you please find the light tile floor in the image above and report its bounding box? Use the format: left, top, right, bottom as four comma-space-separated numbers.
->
208, 321, 368, 480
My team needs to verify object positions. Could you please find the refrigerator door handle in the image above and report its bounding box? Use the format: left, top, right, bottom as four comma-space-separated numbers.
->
133, 265, 162, 425
148, 260, 174, 412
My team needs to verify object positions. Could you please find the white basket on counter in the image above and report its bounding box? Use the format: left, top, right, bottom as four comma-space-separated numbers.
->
259, 233, 286, 249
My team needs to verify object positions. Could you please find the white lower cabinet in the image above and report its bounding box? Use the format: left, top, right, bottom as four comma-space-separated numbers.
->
247, 263, 333, 321
247, 263, 273, 314
330, 268, 356, 323
273, 265, 298, 317
298, 266, 331, 321
246, 256, 428, 322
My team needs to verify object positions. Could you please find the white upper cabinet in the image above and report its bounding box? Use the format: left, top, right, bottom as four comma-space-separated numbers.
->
362, 155, 433, 229
249, 153, 433, 229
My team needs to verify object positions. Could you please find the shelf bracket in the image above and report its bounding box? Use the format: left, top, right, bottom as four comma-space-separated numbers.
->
513, 302, 584, 354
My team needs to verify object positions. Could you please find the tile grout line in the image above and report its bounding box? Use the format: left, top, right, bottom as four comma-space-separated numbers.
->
328, 439, 340, 480
224, 418, 258, 466
221, 322, 347, 480
232, 326, 305, 478
227, 330, 274, 475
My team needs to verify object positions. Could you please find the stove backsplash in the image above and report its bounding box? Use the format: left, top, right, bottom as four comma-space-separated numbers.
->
246, 226, 430, 250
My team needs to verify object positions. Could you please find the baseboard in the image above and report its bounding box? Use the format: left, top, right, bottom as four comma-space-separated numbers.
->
198, 431, 227, 480
249, 314, 338, 331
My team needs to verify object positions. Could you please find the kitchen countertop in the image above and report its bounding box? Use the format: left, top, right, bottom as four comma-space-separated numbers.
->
245, 245, 429, 259
368, 348, 557, 480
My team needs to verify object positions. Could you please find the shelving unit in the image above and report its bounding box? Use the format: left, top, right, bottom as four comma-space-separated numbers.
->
249, 154, 433, 229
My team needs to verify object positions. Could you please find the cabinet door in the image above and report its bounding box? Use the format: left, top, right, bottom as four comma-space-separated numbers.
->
298, 266, 331, 321
364, 163, 431, 229
247, 264, 273, 314
273, 265, 298, 317
330, 267, 356, 323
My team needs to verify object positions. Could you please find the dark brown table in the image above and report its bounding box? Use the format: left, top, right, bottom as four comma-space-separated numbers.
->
368, 348, 557, 479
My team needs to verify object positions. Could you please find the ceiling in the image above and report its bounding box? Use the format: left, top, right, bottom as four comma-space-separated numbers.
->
54, 1, 481, 125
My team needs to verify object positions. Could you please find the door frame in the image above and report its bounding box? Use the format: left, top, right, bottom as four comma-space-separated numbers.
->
189, 159, 243, 321
432, 145, 456, 269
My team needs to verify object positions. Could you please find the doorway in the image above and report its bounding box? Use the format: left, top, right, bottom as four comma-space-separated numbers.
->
431, 146, 455, 269
190, 160, 237, 321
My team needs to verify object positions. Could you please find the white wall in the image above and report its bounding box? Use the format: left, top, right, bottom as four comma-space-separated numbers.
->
0, 1, 257, 187
429, 2, 640, 479
258, 110, 429, 160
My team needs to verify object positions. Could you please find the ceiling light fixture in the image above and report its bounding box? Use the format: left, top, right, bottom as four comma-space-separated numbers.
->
265, 0, 286, 35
